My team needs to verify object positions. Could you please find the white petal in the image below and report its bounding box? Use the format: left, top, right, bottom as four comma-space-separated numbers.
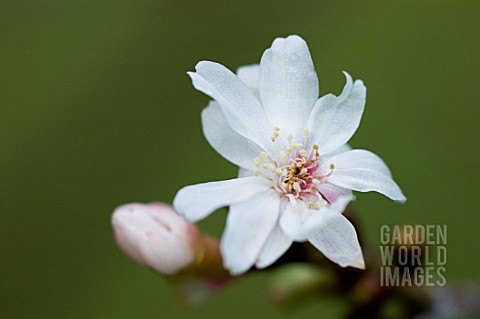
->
188, 61, 272, 151
329, 149, 392, 177
306, 72, 366, 155
202, 101, 261, 170
279, 202, 312, 241
280, 195, 353, 241
173, 177, 271, 222
328, 149, 406, 202
301, 195, 354, 235
221, 190, 280, 275
236, 64, 259, 91
322, 143, 352, 159
259, 35, 319, 136
307, 213, 365, 269
255, 224, 293, 269
238, 167, 253, 178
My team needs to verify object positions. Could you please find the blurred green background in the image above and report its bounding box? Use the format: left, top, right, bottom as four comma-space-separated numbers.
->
1, 0, 479, 318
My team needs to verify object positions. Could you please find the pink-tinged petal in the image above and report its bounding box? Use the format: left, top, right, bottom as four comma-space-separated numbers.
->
306, 72, 366, 155
328, 149, 406, 202
173, 177, 271, 222
112, 203, 197, 275
259, 35, 319, 137
188, 61, 273, 152
307, 213, 365, 269
202, 101, 261, 170
236, 64, 259, 92
317, 183, 352, 204
255, 224, 293, 269
221, 190, 280, 275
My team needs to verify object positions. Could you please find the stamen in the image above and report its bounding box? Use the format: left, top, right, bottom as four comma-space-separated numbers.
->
313, 144, 320, 158
263, 163, 276, 172
271, 127, 280, 142
293, 182, 301, 193
303, 128, 310, 137
299, 149, 308, 157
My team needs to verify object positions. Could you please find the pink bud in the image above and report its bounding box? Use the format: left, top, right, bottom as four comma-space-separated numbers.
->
112, 202, 200, 275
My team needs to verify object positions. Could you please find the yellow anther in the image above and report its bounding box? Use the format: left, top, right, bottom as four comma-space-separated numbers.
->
290, 143, 302, 150
271, 127, 280, 142
266, 163, 276, 172
272, 179, 278, 186
299, 168, 308, 175
313, 144, 320, 158
312, 178, 320, 185
253, 158, 262, 167
308, 202, 314, 209
275, 168, 282, 175
299, 149, 308, 157
254, 171, 260, 176
330, 163, 335, 169
316, 201, 323, 209
259, 152, 267, 160
303, 128, 310, 137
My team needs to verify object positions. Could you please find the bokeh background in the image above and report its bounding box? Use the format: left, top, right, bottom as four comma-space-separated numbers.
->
1, 1, 479, 318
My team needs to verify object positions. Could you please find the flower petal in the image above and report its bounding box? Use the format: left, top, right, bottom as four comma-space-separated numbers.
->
112, 203, 196, 275
238, 167, 253, 178
188, 61, 272, 151
259, 35, 319, 136
328, 149, 406, 202
236, 64, 259, 91
280, 195, 353, 241
173, 177, 271, 222
307, 213, 365, 269
330, 149, 392, 177
306, 72, 366, 155
317, 183, 352, 204
221, 190, 280, 275
279, 202, 313, 241
255, 224, 293, 269
202, 101, 261, 170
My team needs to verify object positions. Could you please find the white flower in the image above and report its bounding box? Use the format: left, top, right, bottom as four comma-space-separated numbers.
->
174, 35, 406, 275
112, 203, 199, 275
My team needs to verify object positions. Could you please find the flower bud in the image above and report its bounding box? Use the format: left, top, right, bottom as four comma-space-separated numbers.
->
112, 202, 199, 275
